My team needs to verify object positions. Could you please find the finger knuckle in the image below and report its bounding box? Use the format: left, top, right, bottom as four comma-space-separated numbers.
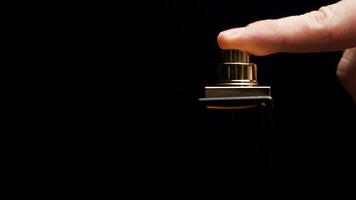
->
316, 6, 335, 24
304, 6, 336, 48
306, 6, 336, 28
337, 49, 356, 80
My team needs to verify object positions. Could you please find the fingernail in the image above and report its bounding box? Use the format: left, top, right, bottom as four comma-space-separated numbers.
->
219, 28, 245, 38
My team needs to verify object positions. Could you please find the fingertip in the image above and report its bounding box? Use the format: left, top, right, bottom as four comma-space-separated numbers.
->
217, 32, 230, 49
217, 28, 272, 56
217, 28, 245, 49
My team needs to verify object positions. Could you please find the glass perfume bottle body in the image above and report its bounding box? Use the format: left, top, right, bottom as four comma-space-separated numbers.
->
199, 50, 273, 199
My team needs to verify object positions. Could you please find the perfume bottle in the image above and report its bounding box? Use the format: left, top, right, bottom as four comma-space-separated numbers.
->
199, 50, 273, 199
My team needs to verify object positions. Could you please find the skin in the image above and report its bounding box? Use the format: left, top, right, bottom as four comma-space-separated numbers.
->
217, 0, 356, 102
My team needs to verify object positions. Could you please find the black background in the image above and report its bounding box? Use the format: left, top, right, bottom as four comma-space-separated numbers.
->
34, 0, 356, 199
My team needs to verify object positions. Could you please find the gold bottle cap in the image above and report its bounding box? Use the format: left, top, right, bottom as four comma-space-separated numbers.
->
222, 49, 250, 63
218, 50, 257, 86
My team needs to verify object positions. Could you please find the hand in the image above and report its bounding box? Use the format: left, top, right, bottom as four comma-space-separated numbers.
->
217, 0, 356, 102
